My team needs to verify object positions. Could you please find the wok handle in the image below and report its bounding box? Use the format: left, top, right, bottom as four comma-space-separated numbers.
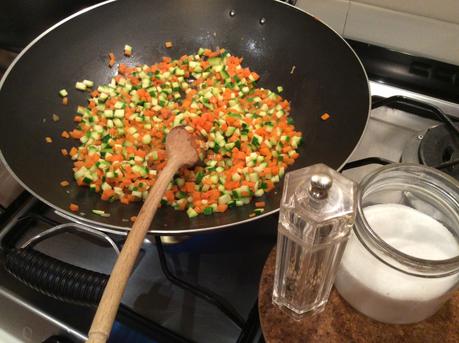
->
86, 158, 181, 343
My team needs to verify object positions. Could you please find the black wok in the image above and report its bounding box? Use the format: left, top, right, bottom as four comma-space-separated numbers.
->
0, 0, 370, 234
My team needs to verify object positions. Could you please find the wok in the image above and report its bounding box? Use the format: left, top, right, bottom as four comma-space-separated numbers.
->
0, 0, 370, 234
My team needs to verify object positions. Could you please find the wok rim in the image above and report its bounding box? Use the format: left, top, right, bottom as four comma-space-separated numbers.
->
0, 0, 371, 235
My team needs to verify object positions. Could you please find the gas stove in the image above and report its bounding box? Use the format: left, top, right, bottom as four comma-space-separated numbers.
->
0, 197, 274, 343
1, 12, 459, 343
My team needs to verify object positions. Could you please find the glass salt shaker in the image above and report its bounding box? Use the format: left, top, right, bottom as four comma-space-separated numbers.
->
272, 163, 356, 319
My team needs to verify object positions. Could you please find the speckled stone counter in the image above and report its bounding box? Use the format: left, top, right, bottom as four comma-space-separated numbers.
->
258, 248, 459, 343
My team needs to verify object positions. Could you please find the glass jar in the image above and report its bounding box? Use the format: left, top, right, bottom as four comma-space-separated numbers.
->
334, 164, 459, 324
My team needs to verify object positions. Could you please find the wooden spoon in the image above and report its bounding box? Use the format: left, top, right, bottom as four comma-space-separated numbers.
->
86, 126, 199, 343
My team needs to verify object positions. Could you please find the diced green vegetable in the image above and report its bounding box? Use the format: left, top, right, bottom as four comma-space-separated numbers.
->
187, 207, 198, 218
124, 44, 133, 55
83, 80, 94, 87
75, 82, 87, 91
92, 209, 110, 217
203, 207, 214, 215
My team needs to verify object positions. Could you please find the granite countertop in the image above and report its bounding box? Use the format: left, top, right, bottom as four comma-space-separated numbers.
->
258, 248, 459, 343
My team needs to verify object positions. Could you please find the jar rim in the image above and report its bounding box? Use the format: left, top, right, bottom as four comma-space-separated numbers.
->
355, 163, 459, 278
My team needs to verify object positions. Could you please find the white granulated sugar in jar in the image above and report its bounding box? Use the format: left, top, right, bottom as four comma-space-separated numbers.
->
335, 203, 459, 324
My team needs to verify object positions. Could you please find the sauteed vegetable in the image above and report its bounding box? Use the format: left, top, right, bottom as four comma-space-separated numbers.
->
67, 48, 302, 217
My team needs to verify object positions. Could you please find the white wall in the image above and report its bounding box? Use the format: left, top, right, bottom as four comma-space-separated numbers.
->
295, 0, 459, 66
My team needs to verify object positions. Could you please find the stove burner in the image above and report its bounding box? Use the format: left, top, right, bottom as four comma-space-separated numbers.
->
420, 124, 459, 168
402, 124, 459, 180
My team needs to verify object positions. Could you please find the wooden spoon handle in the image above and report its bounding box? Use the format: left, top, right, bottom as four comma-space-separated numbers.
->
86, 157, 181, 343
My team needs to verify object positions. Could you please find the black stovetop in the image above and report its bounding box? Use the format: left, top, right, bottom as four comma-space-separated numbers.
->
0, 194, 274, 343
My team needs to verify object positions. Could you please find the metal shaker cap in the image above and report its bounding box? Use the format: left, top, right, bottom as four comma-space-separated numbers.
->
281, 163, 356, 222
308, 174, 333, 200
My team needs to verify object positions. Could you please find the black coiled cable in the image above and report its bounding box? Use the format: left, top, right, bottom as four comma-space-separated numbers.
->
5, 248, 108, 307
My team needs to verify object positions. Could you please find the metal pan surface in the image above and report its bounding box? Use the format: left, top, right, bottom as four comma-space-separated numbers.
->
0, 0, 370, 234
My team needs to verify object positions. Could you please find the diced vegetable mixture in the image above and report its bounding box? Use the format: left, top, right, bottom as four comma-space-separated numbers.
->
67, 48, 302, 217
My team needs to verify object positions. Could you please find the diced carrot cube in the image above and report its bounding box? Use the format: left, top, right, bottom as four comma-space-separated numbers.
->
69, 203, 79, 212
321, 112, 330, 121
